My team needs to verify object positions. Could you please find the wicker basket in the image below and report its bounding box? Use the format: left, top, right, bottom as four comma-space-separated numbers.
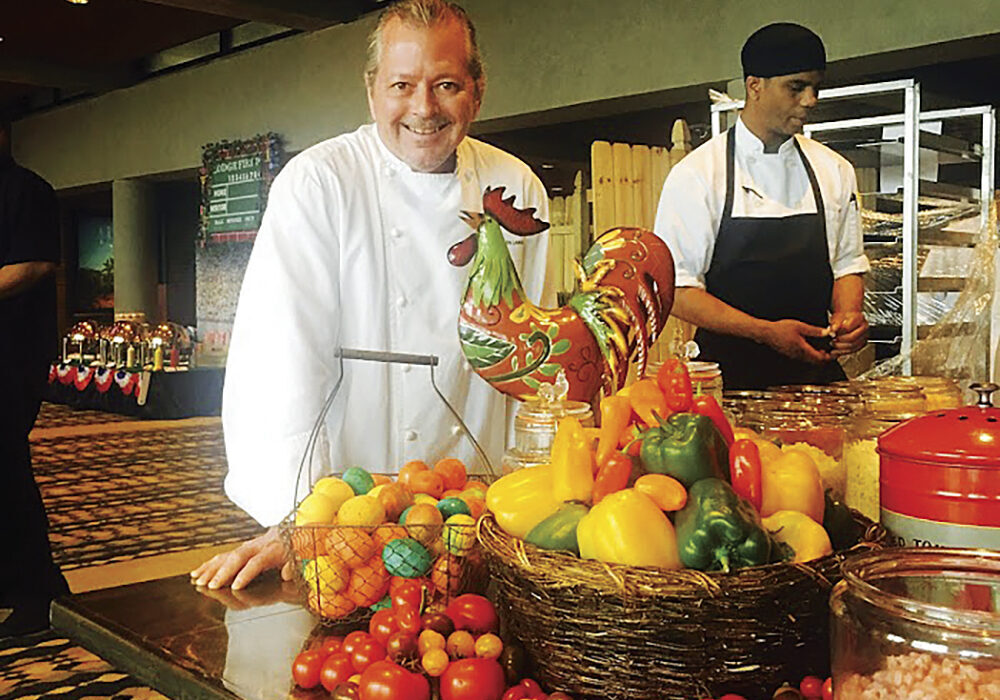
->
478, 511, 888, 700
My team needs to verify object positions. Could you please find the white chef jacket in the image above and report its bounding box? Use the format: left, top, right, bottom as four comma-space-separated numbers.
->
223, 124, 551, 526
654, 117, 869, 290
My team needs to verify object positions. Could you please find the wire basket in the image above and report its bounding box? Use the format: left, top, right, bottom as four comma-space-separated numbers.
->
280, 349, 495, 626
478, 510, 889, 700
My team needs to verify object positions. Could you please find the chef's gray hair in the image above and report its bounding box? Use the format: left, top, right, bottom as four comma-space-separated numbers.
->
364, 0, 484, 99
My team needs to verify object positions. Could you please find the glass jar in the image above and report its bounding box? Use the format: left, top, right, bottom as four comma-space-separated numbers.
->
855, 377, 929, 416
830, 548, 1000, 699
741, 403, 852, 499
908, 375, 964, 411
500, 398, 593, 474
686, 361, 724, 402
722, 390, 792, 427
844, 410, 919, 522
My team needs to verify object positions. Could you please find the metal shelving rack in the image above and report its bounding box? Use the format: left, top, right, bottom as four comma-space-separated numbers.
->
710, 79, 996, 374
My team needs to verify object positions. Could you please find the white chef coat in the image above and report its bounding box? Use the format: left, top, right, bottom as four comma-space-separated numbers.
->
223, 124, 551, 527
654, 117, 869, 290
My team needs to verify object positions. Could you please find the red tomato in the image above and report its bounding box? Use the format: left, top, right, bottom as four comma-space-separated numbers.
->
319, 653, 356, 692
822, 677, 834, 700
342, 630, 373, 656
501, 688, 529, 700
440, 658, 506, 700
359, 660, 430, 700
445, 594, 499, 634
800, 676, 824, 698
369, 609, 398, 646
391, 579, 426, 612
292, 650, 325, 689
395, 602, 421, 635
350, 637, 387, 674
718, 695, 747, 700
318, 636, 344, 657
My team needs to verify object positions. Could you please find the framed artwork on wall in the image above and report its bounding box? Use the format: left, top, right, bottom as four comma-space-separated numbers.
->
76, 214, 114, 312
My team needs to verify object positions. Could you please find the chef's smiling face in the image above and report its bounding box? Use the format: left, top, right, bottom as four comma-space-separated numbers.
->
367, 16, 483, 174
748, 70, 823, 142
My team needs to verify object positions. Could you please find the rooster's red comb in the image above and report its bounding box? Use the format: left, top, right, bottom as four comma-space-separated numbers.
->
482, 186, 550, 236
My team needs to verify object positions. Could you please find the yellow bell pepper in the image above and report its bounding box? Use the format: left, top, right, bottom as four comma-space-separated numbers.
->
762, 510, 833, 563
576, 488, 681, 569
760, 448, 825, 523
486, 465, 562, 539
550, 417, 594, 503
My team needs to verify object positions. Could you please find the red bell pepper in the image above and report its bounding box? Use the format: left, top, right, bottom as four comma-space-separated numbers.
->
596, 395, 633, 468
592, 452, 634, 504
729, 439, 763, 512
618, 423, 643, 457
691, 394, 735, 446
655, 359, 693, 413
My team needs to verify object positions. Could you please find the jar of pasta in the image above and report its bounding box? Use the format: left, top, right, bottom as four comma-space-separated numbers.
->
830, 548, 1000, 699
844, 408, 918, 522
908, 376, 963, 411
501, 397, 593, 474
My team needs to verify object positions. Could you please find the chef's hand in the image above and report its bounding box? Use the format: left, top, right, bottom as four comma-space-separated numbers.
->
829, 311, 869, 356
195, 574, 300, 610
761, 319, 832, 364
190, 527, 294, 590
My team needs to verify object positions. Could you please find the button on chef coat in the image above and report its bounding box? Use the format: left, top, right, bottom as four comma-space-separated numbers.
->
654, 117, 869, 290
223, 124, 552, 526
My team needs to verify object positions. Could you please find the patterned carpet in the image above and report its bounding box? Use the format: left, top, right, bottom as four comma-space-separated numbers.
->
35, 402, 133, 428
31, 406, 265, 571
0, 630, 168, 700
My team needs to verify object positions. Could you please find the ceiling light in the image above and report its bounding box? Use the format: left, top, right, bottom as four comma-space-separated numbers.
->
541, 163, 555, 169
66, 0, 89, 4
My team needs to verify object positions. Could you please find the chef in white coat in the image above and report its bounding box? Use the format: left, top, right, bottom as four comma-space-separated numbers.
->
192, 0, 551, 590
655, 23, 869, 390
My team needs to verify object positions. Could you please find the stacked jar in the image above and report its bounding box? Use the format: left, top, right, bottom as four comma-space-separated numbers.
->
842, 379, 927, 522
500, 398, 593, 474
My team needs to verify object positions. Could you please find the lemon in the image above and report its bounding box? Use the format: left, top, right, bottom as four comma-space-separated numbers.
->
413, 493, 439, 507
295, 492, 338, 526
302, 555, 349, 594
312, 477, 355, 513
368, 483, 388, 501
337, 495, 387, 528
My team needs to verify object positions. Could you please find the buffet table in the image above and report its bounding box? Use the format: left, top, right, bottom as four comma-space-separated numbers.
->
44, 364, 225, 419
51, 573, 318, 700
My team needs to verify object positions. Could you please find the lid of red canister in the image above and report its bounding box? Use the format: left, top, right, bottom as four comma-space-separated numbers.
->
878, 382, 1000, 467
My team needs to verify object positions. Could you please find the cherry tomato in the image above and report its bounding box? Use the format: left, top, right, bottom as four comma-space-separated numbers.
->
319, 652, 356, 692
440, 658, 507, 700
474, 633, 503, 660
385, 631, 419, 663
822, 677, 834, 700
421, 612, 455, 637
800, 675, 823, 698
368, 609, 398, 646
392, 580, 426, 612
358, 660, 430, 700
719, 695, 747, 700
445, 594, 499, 634
292, 650, 325, 689
421, 647, 450, 677
350, 637, 387, 674
418, 629, 446, 655
447, 630, 476, 660
518, 680, 543, 697
342, 631, 374, 656
333, 683, 360, 700
547, 694, 573, 700
395, 602, 422, 635
318, 636, 345, 657
501, 688, 529, 700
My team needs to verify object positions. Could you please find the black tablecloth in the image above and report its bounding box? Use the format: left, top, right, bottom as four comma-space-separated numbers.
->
43, 364, 225, 419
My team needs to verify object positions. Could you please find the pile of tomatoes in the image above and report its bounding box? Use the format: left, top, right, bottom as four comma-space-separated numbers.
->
703, 674, 834, 700
292, 590, 574, 700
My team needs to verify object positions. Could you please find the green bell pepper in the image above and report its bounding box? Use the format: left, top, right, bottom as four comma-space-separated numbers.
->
525, 502, 589, 555
674, 478, 789, 572
639, 412, 729, 488
822, 489, 862, 551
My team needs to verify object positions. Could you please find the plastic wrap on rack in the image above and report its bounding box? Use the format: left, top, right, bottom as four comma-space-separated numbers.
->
861, 198, 998, 389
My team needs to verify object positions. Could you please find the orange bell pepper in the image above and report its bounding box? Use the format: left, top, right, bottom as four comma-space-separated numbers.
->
629, 378, 668, 429
592, 451, 633, 504
596, 395, 632, 467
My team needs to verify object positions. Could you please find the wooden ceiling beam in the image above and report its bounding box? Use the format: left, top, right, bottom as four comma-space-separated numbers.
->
0, 58, 136, 91
137, 0, 373, 31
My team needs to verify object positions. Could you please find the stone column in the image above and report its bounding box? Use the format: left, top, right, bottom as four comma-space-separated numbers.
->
112, 179, 158, 321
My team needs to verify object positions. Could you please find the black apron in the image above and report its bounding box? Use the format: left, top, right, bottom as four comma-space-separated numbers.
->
694, 128, 846, 391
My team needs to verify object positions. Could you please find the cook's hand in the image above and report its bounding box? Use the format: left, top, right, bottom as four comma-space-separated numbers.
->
190, 527, 293, 590
761, 319, 831, 364
195, 576, 300, 610
829, 311, 869, 356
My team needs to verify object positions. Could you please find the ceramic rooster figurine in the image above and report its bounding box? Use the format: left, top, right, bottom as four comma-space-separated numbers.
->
448, 186, 675, 402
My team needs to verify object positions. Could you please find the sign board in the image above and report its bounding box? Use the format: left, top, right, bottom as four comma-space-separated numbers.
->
199, 134, 283, 244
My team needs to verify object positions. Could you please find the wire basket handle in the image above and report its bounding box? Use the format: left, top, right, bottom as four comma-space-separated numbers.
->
292, 348, 495, 512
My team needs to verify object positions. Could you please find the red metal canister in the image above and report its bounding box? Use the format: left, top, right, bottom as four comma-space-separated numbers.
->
877, 382, 1000, 549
